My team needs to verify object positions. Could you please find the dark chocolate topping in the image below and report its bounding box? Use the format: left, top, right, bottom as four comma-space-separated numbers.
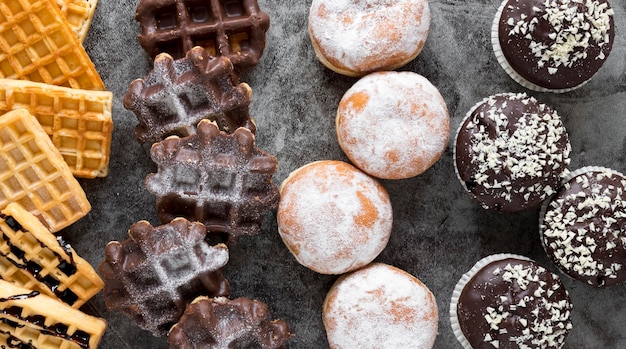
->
145, 120, 280, 244
97, 218, 230, 336
456, 257, 572, 349
167, 297, 293, 349
135, 0, 270, 71
498, 0, 614, 90
124, 47, 255, 144
540, 168, 626, 287
455, 93, 571, 212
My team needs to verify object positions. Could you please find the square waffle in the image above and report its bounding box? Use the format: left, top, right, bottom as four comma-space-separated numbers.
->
135, 0, 270, 71
0, 279, 107, 348
0, 202, 104, 308
0, 0, 104, 90
0, 79, 113, 178
0, 109, 91, 233
55, 0, 98, 43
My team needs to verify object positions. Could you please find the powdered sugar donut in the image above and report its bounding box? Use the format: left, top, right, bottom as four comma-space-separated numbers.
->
276, 161, 392, 275
308, 0, 430, 77
336, 71, 449, 179
323, 263, 438, 348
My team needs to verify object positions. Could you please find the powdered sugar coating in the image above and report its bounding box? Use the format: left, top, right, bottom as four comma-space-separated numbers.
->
308, 0, 430, 76
323, 263, 438, 348
277, 161, 392, 274
336, 71, 449, 179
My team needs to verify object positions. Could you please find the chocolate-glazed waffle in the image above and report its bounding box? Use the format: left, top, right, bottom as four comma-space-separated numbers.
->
0, 203, 103, 308
124, 46, 254, 144
135, 0, 270, 71
168, 296, 293, 349
0, 0, 104, 90
98, 218, 230, 336
0, 279, 107, 348
0, 79, 113, 178
0, 109, 91, 233
55, 0, 98, 43
145, 120, 279, 244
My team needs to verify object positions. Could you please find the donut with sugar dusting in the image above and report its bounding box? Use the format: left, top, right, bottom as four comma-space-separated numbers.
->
277, 160, 392, 275
336, 71, 449, 179
323, 263, 438, 348
308, 0, 430, 77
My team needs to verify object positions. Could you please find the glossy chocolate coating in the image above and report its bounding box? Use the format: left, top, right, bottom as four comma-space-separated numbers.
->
455, 93, 571, 212
124, 47, 255, 144
98, 218, 230, 336
498, 0, 614, 90
135, 0, 270, 71
145, 120, 280, 244
168, 296, 293, 349
541, 168, 626, 287
456, 257, 572, 349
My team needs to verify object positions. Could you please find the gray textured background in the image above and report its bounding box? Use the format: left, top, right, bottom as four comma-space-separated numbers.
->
68, 0, 626, 347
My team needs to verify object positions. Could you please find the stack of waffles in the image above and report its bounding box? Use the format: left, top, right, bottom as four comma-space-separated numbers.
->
98, 0, 293, 347
0, 0, 109, 347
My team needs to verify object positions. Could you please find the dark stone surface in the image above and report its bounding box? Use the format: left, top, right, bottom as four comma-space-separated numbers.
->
68, 0, 626, 348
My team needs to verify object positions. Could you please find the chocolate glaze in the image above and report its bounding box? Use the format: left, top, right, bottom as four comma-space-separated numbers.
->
167, 297, 293, 349
135, 0, 270, 71
455, 93, 571, 212
456, 257, 572, 349
0, 214, 79, 306
97, 218, 230, 336
541, 168, 626, 287
498, 0, 614, 90
145, 120, 280, 244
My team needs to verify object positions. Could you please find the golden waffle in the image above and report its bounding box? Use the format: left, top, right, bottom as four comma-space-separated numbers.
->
0, 0, 104, 90
55, 0, 98, 43
0, 279, 107, 349
0, 109, 91, 233
0, 79, 113, 178
0, 203, 103, 308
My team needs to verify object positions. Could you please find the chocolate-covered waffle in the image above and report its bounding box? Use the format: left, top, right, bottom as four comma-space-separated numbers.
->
145, 120, 279, 244
0, 279, 107, 348
168, 296, 293, 349
98, 218, 230, 336
135, 0, 270, 71
0, 203, 103, 309
124, 46, 254, 144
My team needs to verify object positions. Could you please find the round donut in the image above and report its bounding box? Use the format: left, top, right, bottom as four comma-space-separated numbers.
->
308, 0, 430, 77
276, 161, 392, 275
336, 71, 449, 179
323, 263, 438, 348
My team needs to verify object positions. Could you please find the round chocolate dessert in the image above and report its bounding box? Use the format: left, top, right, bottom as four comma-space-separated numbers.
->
455, 93, 571, 213
494, 0, 615, 91
451, 255, 573, 349
540, 167, 626, 287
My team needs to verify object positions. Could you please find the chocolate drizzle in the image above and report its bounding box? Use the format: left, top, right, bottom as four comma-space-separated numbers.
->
0, 214, 79, 305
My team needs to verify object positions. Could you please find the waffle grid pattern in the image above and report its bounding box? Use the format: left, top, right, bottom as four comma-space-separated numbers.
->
0, 0, 104, 90
136, 0, 269, 69
0, 280, 106, 348
0, 203, 103, 308
0, 109, 90, 233
0, 79, 113, 178
55, 0, 98, 43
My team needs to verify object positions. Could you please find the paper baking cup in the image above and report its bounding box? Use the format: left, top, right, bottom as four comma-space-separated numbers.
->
491, 0, 586, 94
449, 253, 533, 349
538, 166, 626, 278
